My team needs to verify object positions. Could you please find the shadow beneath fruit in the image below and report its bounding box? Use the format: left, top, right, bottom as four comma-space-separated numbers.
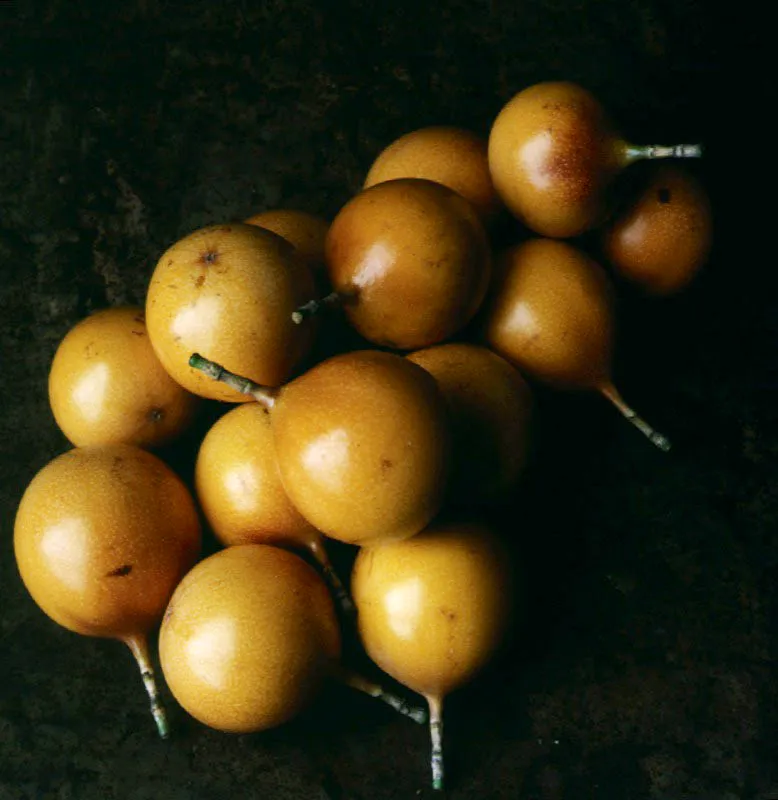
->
439, 382, 617, 787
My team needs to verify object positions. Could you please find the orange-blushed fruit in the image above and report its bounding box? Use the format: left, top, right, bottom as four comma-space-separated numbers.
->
602, 164, 712, 294
488, 81, 702, 238
323, 178, 491, 350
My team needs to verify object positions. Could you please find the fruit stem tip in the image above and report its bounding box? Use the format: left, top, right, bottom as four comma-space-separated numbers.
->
599, 383, 672, 452
291, 291, 344, 325
188, 352, 276, 408
126, 636, 170, 740
428, 694, 444, 791
337, 668, 428, 724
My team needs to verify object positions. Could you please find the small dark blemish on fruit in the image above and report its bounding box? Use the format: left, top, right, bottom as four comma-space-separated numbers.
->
201, 251, 218, 265
131, 329, 145, 337
167, 259, 173, 266
658, 187, 671, 204
148, 407, 165, 423
133, 313, 145, 324
195, 274, 206, 288
107, 564, 133, 577
163, 603, 174, 623
381, 458, 393, 472
440, 607, 456, 621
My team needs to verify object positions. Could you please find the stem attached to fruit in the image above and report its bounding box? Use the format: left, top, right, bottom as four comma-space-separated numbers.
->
291, 291, 344, 325
188, 353, 277, 409
599, 383, 672, 452
624, 143, 703, 163
336, 666, 428, 725
125, 634, 169, 740
427, 693, 445, 792
308, 538, 356, 618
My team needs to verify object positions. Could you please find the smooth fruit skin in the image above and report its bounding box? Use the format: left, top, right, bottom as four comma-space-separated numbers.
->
159, 545, 341, 734
351, 521, 512, 698
602, 164, 712, 295
14, 444, 201, 640
48, 307, 199, 448
364, 127, 503, 226
325, 178, 491, 350
244, 209, 329, 272
488, 81, 623, 238
407, 343, 533, 504
145, 223, 316, 402
195, 403, 319, 548
272, 350, 451, 546
485, 239, 615, 390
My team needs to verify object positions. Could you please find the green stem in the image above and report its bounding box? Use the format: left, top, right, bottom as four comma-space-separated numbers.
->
336, 667, 428, 725
624, 143, 703, 163
427, 693, 445, 791
188, 353, 277, 409
125, 634, 169, 739
308, 538, 356, 618
291, 291, 343, 324
599, 382, 671, 452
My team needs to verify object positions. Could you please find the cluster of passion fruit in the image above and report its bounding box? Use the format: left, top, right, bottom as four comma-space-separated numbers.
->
14, 81, 709, 791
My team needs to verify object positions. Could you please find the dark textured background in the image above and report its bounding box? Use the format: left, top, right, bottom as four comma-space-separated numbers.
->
1, 2, 773, 798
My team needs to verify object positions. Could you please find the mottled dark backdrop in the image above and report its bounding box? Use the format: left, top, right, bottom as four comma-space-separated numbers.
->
1, 2, 773, 799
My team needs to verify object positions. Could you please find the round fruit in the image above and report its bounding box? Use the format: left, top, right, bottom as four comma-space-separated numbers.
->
271, 350, 451, 545
486, 239, 615, 390
145, 223, 316, 402
159, 544, 340, 733
244, 209, 329, 272
407, 343, 533, 503
14, 444, 201, 638
195, 403, 318, 549
484, 238, 670, 450
14, 443, 201, 737
488, 81, 702, 238
194, 403, 354, 614
352, 520, 513, 790
48, 306, 198, 448
602, 164, 712, 294
364, 126, 502, 225
324, 178, 491, 350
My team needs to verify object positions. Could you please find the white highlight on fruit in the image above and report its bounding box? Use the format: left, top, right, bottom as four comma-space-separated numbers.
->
223, 463, 262, 513
301, 429, 350, 492
172, 296, 222, 350
185, 616, 237, 691
352, 241, 392, 289
383, 576, 423, 641
72, 362, 110, 422
40, 517, 89, 593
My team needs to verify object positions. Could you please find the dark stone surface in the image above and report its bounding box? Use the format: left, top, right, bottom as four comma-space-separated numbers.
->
0, 1, 772, 798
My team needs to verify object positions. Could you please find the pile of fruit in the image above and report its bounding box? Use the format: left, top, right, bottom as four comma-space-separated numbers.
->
13, 81, 711, 791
